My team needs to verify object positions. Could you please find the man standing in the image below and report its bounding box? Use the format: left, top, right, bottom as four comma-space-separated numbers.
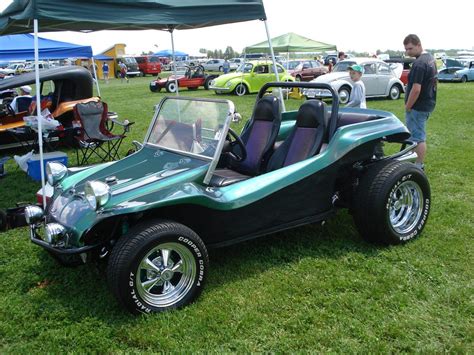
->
102, 61, 109, 84
403, 34, 437, 169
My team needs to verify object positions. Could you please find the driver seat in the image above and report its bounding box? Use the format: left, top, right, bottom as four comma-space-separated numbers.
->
210, 95, 281, 187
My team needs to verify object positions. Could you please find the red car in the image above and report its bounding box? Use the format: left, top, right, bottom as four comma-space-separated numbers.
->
289, 60, 328, 81
135, 55, 162, 76
385, 58, 414, 86
149, 65, 218, 93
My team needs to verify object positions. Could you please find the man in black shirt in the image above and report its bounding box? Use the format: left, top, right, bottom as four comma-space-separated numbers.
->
403, 34, 437, 169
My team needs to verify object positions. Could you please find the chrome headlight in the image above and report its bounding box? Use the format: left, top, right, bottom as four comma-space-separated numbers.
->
45, 223, 67, 244
25, 205, 44, 224
46, 161, 68, 186
84, 180, 111, 210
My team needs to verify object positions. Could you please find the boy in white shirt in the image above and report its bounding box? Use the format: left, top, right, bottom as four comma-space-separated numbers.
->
345, 65, 366, 109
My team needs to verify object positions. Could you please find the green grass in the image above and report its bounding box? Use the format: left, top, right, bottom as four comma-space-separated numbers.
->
0, 77, 473, 352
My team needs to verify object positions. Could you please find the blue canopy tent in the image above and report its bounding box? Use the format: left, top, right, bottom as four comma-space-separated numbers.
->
0, 34, 92, 61
154, 49, 188, 57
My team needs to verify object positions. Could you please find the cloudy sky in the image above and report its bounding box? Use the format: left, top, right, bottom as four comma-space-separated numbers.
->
1, 0, 473, 55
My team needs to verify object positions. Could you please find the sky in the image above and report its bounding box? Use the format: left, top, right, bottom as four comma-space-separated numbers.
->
1, 0, 474, 56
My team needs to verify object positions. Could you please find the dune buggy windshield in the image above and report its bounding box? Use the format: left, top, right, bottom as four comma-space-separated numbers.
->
146, 97, 234, 164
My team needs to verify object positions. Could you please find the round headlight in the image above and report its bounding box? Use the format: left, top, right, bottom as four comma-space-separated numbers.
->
226, 81, 232, 88
45, 223, 67, 244
84, 180, 111, 210
25, 205, 44, 224
46, 161, 68, 186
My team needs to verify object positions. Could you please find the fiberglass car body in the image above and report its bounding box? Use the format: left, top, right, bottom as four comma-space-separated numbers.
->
305, 58, 405, 104
209, 60, 294, 96
438, 58, 474, 82
23, 82, 431, 314
149, 65, 218, 93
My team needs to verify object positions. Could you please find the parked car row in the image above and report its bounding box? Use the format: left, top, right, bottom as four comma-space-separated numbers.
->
438, 58, 474, 82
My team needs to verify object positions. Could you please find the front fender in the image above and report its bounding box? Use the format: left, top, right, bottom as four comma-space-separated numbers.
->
330, 79, 353, 92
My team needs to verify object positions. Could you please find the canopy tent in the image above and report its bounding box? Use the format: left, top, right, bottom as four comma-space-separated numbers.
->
0, 0, 272, 203
93, 54, 113, 61
154, 49, 188, 57
245, 32, 337, 53
0, 0, 266, 33
0, 34, 92, 61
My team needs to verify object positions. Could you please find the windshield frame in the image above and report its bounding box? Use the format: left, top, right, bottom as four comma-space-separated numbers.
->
144, 96, 235, 185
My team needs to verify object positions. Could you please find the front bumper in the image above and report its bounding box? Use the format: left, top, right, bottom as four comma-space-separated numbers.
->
208, 85, 231, 93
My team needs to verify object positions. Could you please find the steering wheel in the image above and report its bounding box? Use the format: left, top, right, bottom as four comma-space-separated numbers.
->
225, 127, 247, 162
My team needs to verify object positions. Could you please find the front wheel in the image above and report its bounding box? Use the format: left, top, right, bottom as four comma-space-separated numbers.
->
234, 83, 248, 96
165, 81, 178, 93
107, 220, 209, 314
388, 84, 401, 100
338, 86, 351, 104
353, 161, 430, 245
461, 75, 468, 83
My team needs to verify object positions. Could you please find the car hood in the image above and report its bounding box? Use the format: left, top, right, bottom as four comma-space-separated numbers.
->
213, 72, 246, 83
443, 58, 464, 69
312, 71, 348, 83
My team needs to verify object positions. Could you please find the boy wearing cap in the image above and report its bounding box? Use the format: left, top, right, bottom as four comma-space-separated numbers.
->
345, 65, 366, 109
9, 85, 32, 113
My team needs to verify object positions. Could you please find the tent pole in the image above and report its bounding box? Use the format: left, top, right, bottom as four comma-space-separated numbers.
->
91, 57, 101, 97
170, 29, 179, 96
34, 19, 46, 209
263, 20, 285, 112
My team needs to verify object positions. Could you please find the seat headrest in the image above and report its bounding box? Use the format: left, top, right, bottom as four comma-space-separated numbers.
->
296, 100, 327, 128
253, 95, 280, 122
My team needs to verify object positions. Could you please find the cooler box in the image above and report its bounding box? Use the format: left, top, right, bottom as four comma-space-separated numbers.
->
27, 151, 68, 181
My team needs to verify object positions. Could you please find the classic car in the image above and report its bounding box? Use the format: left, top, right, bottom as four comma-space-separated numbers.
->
0, 62, 26, 76
385, 57, 414, 86
20, 82, 430, 314
149, 65, 218, 93
438, 58, 474, 83
135, 55, 162, 76
209, 60, 294, 96
115, 56, 141, 78
305, 58, 405, 104
0, 66, 116, 150
289, 60, 328, 81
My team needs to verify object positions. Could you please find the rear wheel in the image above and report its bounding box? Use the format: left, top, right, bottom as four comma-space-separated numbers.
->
218, 66, 223, 72
166, 81, 178, 93
295, 75, 302, 82
338, 86, 351, 104
234, 83, 248, 96
353, 160, 430, 245
204, 77, 213, 90
388, 84, 401, 100
107, 220, 209, 314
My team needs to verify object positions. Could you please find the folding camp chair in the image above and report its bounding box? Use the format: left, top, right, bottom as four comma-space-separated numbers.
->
73, 101, 133, 165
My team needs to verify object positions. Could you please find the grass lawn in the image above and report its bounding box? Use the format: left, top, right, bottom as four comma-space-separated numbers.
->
0, 76, 472, 352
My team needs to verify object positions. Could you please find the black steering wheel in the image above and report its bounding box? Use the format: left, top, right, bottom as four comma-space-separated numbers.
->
225, 127, 247, 162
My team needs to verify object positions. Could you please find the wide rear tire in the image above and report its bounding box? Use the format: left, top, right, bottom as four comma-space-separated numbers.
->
353, 161, 430, 245
107, 220, 209, 314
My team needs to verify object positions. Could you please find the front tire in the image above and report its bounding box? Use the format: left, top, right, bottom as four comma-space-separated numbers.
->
353, 161, 430, 245
166, 81, 178, 93
461, 75, 468, 83
107, 220, 209, 314
338, 86, 351, 104
234, 83, 248, 96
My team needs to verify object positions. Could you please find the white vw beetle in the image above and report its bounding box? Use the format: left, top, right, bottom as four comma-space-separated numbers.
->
305, 58, 405, 104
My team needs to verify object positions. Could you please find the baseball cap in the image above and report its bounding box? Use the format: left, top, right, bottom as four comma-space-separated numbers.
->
20, 85, 32, 94
348, 65, 363, 73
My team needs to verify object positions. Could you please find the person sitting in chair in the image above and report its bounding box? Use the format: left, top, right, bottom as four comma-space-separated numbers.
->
9, 85, 32, 113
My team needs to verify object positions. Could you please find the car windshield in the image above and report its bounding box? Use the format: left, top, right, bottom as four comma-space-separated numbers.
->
333, 61, 356, 72
287, 61, 302, 70
236, 63, 253, 73
147, 97, 234, 161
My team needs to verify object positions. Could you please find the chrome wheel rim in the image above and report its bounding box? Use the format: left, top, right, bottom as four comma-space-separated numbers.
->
390, 86, 399, 99
235, 84, 246, 96
339, 89, 349, 104
389, 180, 424, 234
168, 82, 177, 92
136, 242, 196, 308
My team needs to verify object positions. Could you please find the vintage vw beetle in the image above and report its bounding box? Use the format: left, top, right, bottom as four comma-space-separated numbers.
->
24, 82, 430, 314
